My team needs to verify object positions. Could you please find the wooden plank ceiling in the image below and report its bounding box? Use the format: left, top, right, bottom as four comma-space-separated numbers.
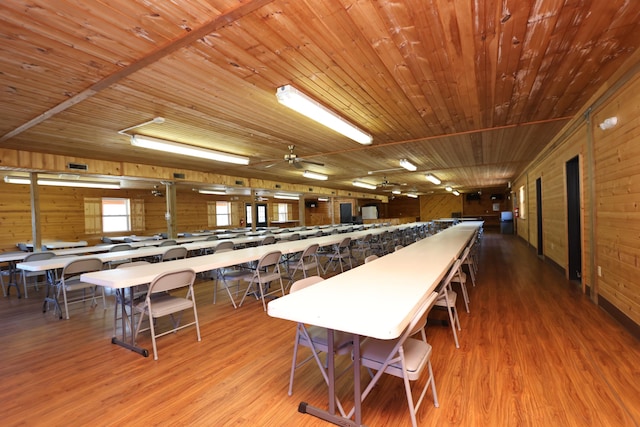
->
1, 0, 639, 196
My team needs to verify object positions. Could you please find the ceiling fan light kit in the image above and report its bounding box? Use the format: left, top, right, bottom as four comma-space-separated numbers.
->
276, 85, 373, 145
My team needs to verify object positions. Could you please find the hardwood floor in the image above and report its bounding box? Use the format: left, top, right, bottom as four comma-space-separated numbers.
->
2, 232, 640, 426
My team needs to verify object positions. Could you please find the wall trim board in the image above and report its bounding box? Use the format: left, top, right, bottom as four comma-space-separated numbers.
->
599, 296, 640, 341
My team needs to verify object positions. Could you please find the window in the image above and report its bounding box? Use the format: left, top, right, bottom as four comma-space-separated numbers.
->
216, 201, 231, 226
102, 198, 131, 232
277, 203, 289, 222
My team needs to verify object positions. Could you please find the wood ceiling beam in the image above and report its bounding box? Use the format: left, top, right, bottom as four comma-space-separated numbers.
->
0, 0, 275, 143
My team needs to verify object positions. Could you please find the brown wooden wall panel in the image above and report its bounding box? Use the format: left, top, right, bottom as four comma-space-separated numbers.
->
593, 72, 640, 325
419, 194, 463, 221
387, 197, 420, 219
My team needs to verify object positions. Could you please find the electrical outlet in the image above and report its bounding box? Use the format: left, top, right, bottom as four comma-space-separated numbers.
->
597, 266, 602, 277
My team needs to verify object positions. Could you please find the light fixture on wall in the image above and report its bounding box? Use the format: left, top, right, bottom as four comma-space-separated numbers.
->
352, 180, 377, 190
274, 193, 299, 200
425, 173, 441, 185
318, 197, 329, 202
276, 85, 373, 145
4, 175, 120, 189
130, 135, 250, 165
452, 190, 460, 196
198, 189, 227, 195
391, 189, 401, 195
406, 193, 418, 198
599, 116, 618, 130
399, 159, 417, 171
302, 170, 328, 181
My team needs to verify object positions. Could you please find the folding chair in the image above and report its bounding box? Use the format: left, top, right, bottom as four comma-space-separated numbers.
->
354, 291, 440, 427
134, 268, 201, 360
238, 250, 285, 311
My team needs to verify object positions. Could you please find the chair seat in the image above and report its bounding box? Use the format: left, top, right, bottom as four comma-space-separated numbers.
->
302, 325, 353, 354
62, 276, 98, 292
361, 337, 432, 381
244, 270, 281, 283
140, 295, 194, 318
435, 289, 457, 306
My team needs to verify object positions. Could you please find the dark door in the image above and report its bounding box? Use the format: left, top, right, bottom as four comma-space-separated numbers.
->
536, 177, 543, 256
566, 156, 582, 281
339, 203, 352, 224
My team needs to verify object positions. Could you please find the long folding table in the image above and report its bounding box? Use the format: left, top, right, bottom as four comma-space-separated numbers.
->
267, 222, 481, 426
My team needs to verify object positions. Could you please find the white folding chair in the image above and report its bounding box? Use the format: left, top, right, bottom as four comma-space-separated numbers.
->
21, 251, 56, 297
239, 250, 285, 311
134, 268, 201, 360
354, 291, 440, 427
434, 259, 463, 348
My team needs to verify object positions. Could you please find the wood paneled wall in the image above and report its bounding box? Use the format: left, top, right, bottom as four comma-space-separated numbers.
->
515, 56, 640, 330
419, 194, 463, 221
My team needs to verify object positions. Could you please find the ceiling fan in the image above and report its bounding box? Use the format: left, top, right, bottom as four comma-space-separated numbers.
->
377, 176, 407, 188
264, 145, 324, 169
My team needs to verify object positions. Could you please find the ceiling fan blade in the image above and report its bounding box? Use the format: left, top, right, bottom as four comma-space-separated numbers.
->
300, 159, 325, 167
264, 161, 281, 169
293, 161, 303, 169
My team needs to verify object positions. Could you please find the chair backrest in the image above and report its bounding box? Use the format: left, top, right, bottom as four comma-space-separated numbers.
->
123, 237, 134, 243
438, 259, 462, 294
287, 233, 300, 241
364, 254, 379, 264
17, 243, 30, 252
116, 260, 150, 269
290, 275, 324, 293
162, 246, 187, 261
313, 230, 323, 237
148, 269, 196, 295
459, 246, 470, 263
215, 240, 235, 251
394, 245, 404, 252
206, 235, 219, 241
256, 250, 283, 269
301, 243, 319, 258
24, 251, 56, 262
101, 237, 113, 244
110, 244, 132, 252
407, 291, 439, 338
261, 235, 276, 245
62, 257, 103, 276
338, 237, 351, 249
159, 239, 177, 247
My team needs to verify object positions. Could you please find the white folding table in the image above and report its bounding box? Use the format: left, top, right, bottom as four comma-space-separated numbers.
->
267, 223, 481, 426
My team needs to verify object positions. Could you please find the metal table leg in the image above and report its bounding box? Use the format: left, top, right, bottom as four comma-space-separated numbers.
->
111, 287, 149, 357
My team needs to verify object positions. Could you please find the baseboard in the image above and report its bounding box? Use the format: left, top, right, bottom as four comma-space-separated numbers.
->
599, 295, 640, 341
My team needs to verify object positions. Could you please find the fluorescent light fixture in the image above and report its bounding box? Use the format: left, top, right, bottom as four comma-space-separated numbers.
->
276, 85, 373, 145
407, 193, 418, 198
391, 190, 401, 195
425, 173, 441, 185
302, 170, 328, 181
352, 180, 377, 190
274, 193, 299, 200
399, 159, 417, 171
4, 175, 120, 189
452, 190, 460, 196
318, 197, 329, 202
599, 116, 618, 130
198, 189, 226, 195
131, 135, 250, 165
445, 186, 453, 192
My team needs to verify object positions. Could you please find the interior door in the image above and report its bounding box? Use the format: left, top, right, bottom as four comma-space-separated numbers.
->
536, 177, 543, 256
566, 156, 582, 281
339, 203, 352, 224
245, 203, 268, 228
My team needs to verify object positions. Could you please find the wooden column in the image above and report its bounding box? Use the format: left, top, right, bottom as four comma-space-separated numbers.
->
29, 172, 42, 252
165, 182, 177, 239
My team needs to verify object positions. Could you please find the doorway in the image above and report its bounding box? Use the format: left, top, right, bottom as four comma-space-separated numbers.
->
246, 203, 268, 228
339, 203, 352, 224
566, 156, 582, 281
536, 177, 543, 256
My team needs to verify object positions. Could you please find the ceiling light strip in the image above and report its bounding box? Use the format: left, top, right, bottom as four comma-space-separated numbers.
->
352, 180, 377, 190
276, 85, 373, 145
131, 135, 250, 165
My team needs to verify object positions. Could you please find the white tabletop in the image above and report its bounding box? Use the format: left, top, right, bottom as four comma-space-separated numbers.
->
267, 222, 480, 340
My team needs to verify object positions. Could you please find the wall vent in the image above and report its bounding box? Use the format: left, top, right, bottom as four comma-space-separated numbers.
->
173, 172, 185, 179
67, 162, 88, 171
235, 180, 244, 186
275, 184, 282, 189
